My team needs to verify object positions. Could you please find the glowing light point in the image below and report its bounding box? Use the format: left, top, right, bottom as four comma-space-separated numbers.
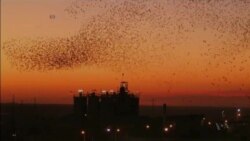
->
106, 128, 111, 132
208, 121, 212, 125
164, 127, 169, 132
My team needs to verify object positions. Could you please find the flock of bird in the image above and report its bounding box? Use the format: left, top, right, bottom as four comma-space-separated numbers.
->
2, 0, 250, 93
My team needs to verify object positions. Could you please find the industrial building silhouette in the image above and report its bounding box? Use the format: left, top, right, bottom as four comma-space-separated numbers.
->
73, 81, 139, 118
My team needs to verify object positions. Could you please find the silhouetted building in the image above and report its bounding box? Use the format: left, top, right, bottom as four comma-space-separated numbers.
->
73, 81, 139, 118
73, 90, 87, 115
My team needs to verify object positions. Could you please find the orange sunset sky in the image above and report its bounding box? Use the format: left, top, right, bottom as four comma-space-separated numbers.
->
1, 0, 250, 107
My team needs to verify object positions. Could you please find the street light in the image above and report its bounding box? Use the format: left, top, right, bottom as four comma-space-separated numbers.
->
115, 128, 120, 141
169, 124, 173, 128
163, 127, 169, 139
145, 124, 150, 129
201, 117, 206, 126
80, 130, 86, 141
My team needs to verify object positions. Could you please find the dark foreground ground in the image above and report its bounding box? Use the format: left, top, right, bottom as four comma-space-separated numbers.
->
1, 104, 250, 141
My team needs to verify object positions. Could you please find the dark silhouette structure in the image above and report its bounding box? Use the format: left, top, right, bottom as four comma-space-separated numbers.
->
73, 81, 139, 118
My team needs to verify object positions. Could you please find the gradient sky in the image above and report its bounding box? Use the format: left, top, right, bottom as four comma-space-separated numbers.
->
1, 0, 250, 107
